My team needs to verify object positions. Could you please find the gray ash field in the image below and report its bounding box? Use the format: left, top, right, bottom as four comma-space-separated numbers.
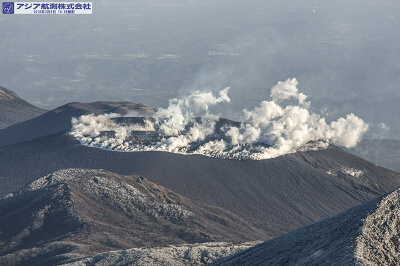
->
0, 169, 264, 265
1, 88, 400, 265
1, 132, 400, 242
212, 188, 400, 265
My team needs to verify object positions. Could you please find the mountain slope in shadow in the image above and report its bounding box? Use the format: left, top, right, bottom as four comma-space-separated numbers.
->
212, 188, 400, 265
0, 168, 265, 265
0, 86, 46, 129
0, 101, 157, 147
1, 132, 399, 241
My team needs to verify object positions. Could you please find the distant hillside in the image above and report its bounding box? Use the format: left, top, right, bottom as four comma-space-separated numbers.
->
0, 86, 46, 129
0, 169, 265, 265
347, 138, 400, 173
212, 188, 400, 265
0, 100, 157, 147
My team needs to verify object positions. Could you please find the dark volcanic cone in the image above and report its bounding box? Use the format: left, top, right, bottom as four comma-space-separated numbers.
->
1, 133, 400, 242
0, 101, 157, 147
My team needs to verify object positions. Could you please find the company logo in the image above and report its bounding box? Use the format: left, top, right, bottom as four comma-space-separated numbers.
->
3, 2, 91, 15
2, 2, 14, 14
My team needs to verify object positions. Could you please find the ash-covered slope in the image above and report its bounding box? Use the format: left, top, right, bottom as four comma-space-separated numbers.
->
0, 168, 264, 266
62, 242, 260, 266
1, 133, 400, 240
0, 86, 46, 129
212, 188, 400, 265
0, 101, 156, 147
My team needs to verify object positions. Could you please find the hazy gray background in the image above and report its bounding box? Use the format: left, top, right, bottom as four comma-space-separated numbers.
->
1, 0, 400, 138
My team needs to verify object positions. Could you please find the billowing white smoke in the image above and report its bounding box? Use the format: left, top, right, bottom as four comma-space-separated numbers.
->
71, 113, 154, 150
224, 78, 369, 158
70, 78, 369, 160
154, 88, 230, 136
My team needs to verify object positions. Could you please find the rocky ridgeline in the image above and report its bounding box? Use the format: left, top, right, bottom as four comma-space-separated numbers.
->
70, 169, 194, 221
9, 168, 194, 222
355, 189, 400, 264
0, 86, 20, 101
1, 168, 265, 265
213, 188, 400, 265
0, 171, 86, 261
0, 86, 47, 129
0, 169, 195, 264
62, 241, 260, 266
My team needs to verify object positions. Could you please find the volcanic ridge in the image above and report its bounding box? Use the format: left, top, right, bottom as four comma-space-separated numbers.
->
1, 86, 400, 265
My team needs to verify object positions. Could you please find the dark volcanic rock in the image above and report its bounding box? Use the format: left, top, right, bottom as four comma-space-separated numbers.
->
1, 133, 400, 242
62, 241, 260, 266
0, 101, 157, 147
0, 86, 46, 129
0, 169, 264, 265
212, 188, 400, 265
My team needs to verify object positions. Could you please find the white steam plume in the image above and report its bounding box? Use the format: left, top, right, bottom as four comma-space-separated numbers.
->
70, 78, 369, 160
270, 78, 307, 104
154, 88, 230, 137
